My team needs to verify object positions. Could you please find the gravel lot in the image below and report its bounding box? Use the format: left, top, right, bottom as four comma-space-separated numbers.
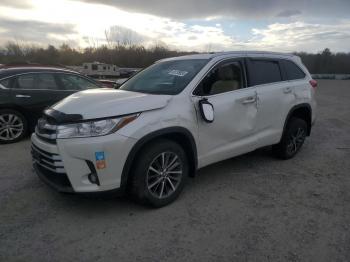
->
1, 80, 350, 262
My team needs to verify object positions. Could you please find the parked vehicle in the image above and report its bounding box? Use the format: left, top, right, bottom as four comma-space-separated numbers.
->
31, 52, 317, 207
0, 66, 102, 143
97, 79, 118, 88
115, 78, 129, 88
97, 78, 129, 88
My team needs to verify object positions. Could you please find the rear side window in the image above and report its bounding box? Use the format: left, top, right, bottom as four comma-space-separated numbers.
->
16, 73, 60, 90
282, 60, 306, 80
16, 74, 36, 89
248, 60, 282, 86
36, 73, 59, 90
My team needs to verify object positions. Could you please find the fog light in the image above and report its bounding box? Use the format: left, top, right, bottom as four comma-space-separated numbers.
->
88, 173, 99, 185
86, 161, 100, 186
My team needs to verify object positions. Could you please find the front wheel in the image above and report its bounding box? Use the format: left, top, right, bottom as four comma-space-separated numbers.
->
273, 117, 307, 159
0, 109, 28, 144
130, 139, 189, 207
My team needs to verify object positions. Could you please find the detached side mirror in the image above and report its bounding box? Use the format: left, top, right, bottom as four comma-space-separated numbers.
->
199, 99, 214, 123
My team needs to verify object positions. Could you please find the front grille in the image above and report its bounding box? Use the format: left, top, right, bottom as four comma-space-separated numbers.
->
31, 144, 65, 174
36, 117, 57, 143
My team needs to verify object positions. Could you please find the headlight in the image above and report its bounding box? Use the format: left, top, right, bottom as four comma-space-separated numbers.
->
56, 114, 139, 139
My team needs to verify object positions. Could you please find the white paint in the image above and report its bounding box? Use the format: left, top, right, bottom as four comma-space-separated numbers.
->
32, 51, 317, 193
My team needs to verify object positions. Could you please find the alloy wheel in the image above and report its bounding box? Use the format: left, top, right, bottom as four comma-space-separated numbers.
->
286, 127, 306, 155
146, 151, 183, 199
0, 113, 24, 141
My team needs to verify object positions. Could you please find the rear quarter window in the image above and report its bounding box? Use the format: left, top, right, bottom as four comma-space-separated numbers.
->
247, 59, 282, 86
0, 78, 11, 88
282, 60, 306, 80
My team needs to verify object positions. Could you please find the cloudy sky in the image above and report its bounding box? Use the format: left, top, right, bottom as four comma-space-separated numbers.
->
0, 0, 350, 52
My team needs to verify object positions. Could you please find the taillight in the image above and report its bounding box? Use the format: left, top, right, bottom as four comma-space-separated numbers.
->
309, 79, 317, 89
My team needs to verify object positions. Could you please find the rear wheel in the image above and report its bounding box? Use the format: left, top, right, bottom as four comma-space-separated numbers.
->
0, 109, 28, 144
273, 117, 307, 159
130, 139, 189, 207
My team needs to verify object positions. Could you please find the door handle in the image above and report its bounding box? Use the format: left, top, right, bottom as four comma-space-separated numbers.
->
16, 94, 31, 98
284, 87, 292, 94
242, 96, 256, 104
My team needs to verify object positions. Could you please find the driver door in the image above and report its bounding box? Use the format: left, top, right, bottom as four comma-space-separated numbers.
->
192, 59, 258, 168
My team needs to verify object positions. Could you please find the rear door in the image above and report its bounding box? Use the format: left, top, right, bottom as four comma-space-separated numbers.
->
246, 58, 295, 147
280, 59, 309, 104
11, 73, 73, 125
0, 78, 13, 107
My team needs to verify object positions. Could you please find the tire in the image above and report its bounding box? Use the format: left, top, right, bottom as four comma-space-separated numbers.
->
273, 117, 307, 160
130, 139, 189, 207
0, 109, 28, 144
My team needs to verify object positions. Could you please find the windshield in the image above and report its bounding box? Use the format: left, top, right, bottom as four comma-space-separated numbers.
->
120, 59, 209, 95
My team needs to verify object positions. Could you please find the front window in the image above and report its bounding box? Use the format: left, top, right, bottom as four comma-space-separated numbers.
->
120, 59, 209, 95
194, 61, 244, 96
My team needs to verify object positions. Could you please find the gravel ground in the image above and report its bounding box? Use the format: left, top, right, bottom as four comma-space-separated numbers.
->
1, 80, 350, 262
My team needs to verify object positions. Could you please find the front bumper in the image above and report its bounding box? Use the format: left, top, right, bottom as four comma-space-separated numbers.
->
31, 132, 137, 193
33, 161, 74, 193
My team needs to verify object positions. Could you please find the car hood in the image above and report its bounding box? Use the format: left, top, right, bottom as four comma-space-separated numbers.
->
52, 88, 172, 119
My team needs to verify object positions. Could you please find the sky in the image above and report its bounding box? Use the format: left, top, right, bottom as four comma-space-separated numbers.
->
0, 0, 350, 52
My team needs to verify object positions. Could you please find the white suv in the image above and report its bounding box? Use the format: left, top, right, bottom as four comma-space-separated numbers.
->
31, 51, 317, 207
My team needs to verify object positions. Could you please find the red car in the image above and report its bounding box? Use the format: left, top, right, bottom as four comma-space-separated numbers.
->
98, 79, 118, 88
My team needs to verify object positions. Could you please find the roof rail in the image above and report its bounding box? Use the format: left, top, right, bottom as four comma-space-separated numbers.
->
210, 51, 296, 57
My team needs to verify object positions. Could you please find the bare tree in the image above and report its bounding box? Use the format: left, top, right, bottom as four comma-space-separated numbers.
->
105, 26, 145, 47
204, 43, 213, 53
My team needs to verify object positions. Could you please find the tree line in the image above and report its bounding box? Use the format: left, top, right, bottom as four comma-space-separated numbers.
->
295, 48, 350, 74
0, 42, 193, 68
0, 42, 349, 74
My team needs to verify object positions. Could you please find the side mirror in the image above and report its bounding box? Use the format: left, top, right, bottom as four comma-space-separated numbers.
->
199, 99, 214, 123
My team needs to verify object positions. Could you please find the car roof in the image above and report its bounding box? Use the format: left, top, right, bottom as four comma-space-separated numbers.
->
159, 51, 298, 62
0, 66, 80, 80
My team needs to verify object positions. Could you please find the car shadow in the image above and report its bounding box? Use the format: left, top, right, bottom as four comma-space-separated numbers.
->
47, 146, 276, 214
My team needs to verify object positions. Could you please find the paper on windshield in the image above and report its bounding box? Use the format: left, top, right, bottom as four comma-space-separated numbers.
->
167, 69, 188, 77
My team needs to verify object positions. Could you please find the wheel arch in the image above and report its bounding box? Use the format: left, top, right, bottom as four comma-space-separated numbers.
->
120, 127, 198, 192
283, 103, 312, 137
0, 104, 26, 115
